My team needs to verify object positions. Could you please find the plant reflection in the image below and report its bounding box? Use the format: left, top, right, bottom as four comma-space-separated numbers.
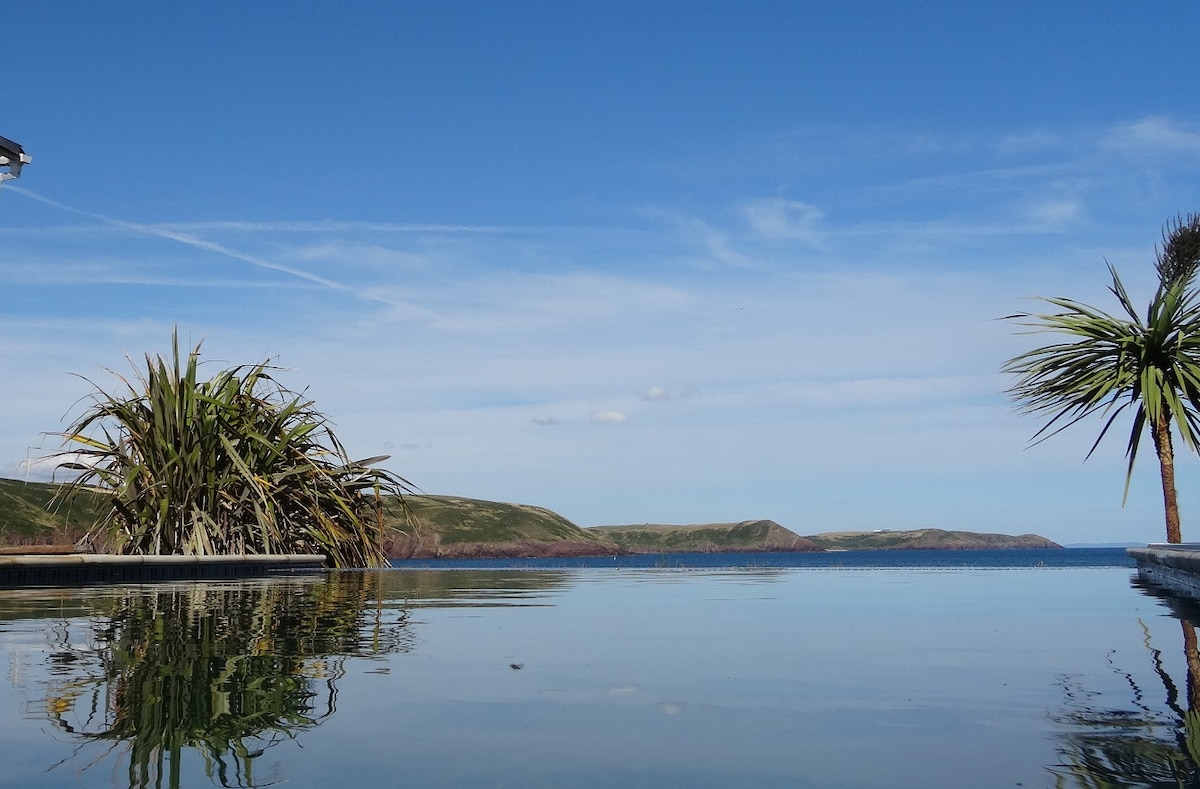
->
38, 573, 412, 789
1050, 581, 1200, 787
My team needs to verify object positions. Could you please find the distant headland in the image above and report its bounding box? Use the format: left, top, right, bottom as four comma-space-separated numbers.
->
388, 496, 1060, 558
0, 479, 1061, 559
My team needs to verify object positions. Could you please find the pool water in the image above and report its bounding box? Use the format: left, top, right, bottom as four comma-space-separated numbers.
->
0, 558, 1190, 788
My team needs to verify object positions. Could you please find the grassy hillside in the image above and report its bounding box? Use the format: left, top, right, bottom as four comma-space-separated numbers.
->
0, 478, 1062, 557
0, 478, 101, 545
587, 520, 822, 553
0, 482, 616, 557
805, 529, 1061, 551
385, 495, 619, 558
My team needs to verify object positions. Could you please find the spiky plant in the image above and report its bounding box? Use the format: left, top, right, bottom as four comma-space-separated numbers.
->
1004, 214, 1200, 543
42, 576, 413, 788
51, 333, 411, 567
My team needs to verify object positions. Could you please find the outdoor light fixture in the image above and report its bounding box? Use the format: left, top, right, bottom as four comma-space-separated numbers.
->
0, 135, 30, 182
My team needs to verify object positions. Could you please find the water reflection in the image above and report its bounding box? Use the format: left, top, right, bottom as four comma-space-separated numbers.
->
15, 574, 412, 789
374, 568, 575, 606
1050, 580, 1200, 787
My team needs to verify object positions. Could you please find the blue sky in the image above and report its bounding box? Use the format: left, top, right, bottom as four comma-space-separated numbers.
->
5, 2, 1200, 544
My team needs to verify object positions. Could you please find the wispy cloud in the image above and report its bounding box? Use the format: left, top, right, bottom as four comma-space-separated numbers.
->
1102, 117, 1200, 156
1016, 196, 1084, 229
742, 198, 825, 243
994, 129, 1066, 156
152, 220, 529, 235
7, 185, 359, 295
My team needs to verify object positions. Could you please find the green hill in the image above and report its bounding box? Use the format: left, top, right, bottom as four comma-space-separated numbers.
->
0, 478, 1062, 557
0, 478, 101, 546
385, 495, 619, 558
805, 529, 1061, 551
0, 481, 615, 558
587, 520, 822, 553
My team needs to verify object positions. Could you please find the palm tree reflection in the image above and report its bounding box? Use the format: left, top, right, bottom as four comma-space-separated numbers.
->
1051, 581, 1200, 787
40, 573, 412, 789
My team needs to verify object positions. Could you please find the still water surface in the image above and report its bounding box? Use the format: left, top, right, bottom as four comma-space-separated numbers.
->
0, 548, 1193, 788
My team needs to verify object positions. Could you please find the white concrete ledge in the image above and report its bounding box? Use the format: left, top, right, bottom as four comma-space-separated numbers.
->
1128, 546, 1200, 597
0, 553, 327, 586
0, 553, 326, 567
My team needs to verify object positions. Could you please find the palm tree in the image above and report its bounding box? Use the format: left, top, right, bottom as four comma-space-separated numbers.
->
51, 332, 412, 567
1004, 215, 1200, 543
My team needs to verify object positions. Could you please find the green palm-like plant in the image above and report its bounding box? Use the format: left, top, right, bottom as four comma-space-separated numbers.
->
51, 333, 412, 567
1049, 616, 1200, 787
41, 576, 414, 788
1004, 215, 1200, 543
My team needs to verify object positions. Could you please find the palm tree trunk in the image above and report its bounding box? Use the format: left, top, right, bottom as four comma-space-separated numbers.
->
1153, 415, 1184, 543
1184, 621, 1200, 714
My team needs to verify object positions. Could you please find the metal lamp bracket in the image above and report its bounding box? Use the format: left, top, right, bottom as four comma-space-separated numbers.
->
0, 135, 31, 182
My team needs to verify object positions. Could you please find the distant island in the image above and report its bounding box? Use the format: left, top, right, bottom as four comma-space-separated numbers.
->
0, 478, 1062, 558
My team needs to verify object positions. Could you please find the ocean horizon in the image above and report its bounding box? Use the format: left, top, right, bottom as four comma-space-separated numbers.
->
388, 545, 1134, 571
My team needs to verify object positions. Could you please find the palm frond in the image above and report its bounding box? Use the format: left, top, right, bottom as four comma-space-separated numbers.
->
1004, 256, 1200, 504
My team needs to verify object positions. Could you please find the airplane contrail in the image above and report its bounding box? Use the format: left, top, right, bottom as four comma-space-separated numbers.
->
5, 183, 353, 293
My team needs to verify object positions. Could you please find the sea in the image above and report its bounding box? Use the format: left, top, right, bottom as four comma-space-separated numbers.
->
388, 545, 1133, 570
3, 546, 1194, 789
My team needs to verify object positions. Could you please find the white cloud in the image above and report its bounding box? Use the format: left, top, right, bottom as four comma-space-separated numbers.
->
742, 198, 825, 242
531, 416, 561, 426
641, 386, 670, 402
590, 410, 628, 425
292, 242, 430, 271
1020, 198, 1082, 227
367, 271, 692, 334
1102, 117, 1200, 157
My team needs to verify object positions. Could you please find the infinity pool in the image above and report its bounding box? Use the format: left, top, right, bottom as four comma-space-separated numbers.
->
0, 562, 1189, 788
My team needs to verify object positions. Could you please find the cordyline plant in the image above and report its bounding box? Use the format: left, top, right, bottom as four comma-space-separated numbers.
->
1003, 214, 1200, 544
51, 334, 411, 567
42, 576, 413, 789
